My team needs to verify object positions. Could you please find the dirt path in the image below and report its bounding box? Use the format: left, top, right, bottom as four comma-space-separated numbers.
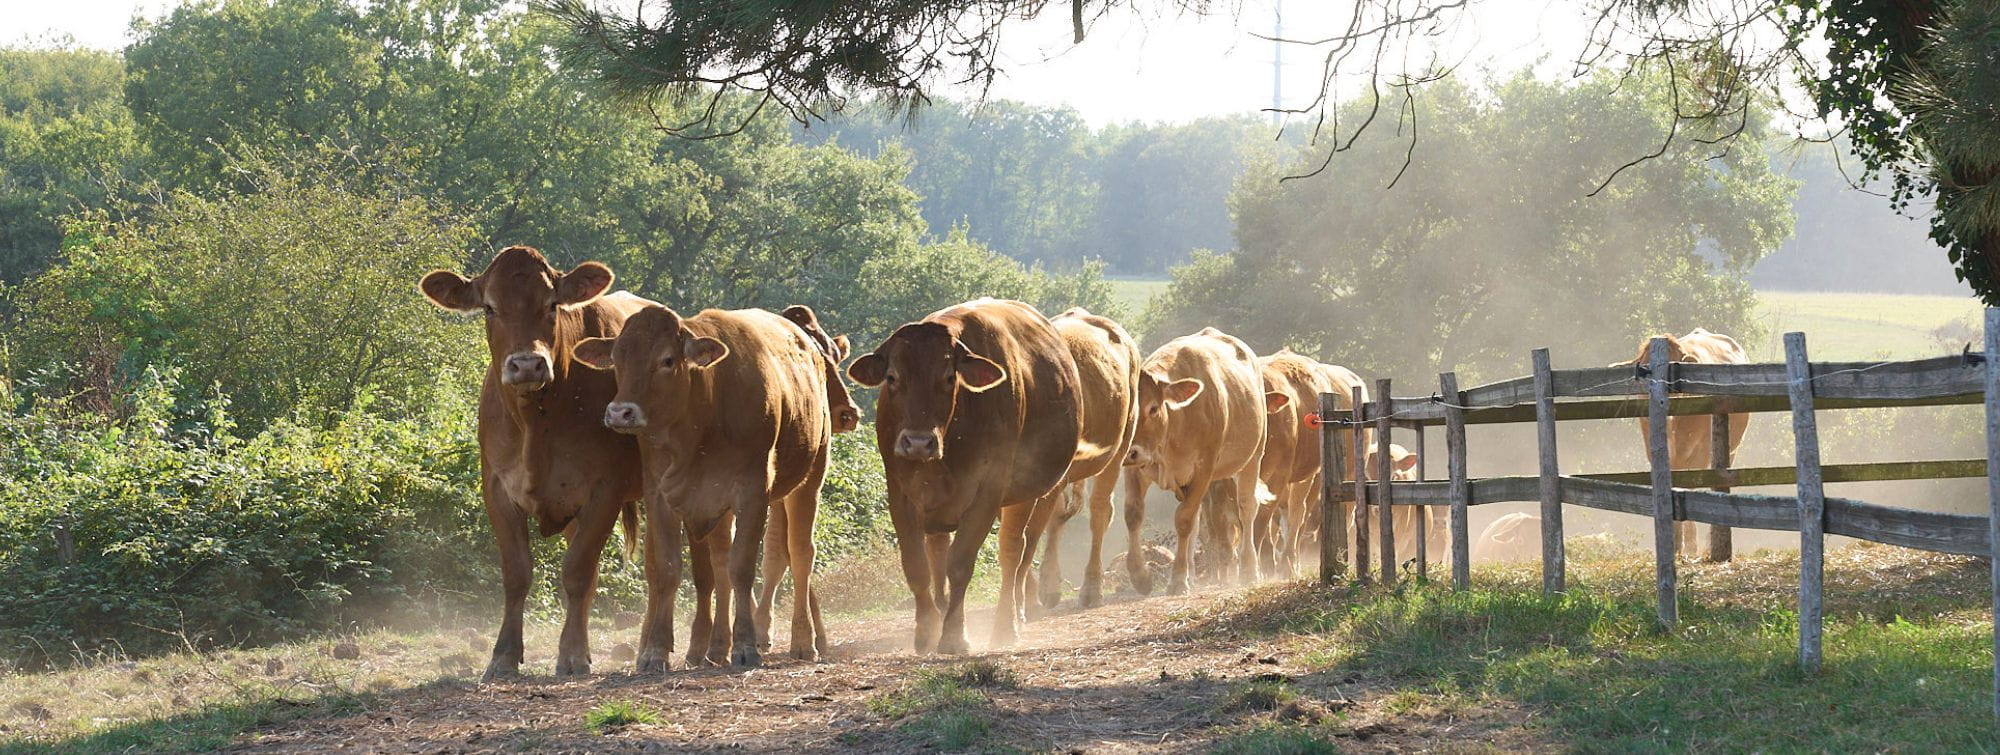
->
224, 584, 1536, 753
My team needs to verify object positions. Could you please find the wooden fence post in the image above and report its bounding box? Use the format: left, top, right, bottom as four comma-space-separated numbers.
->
1318, 391, 1344, 585
1708, 412, 1734, 563
1414, 417, 1429, 581
1533, 348, 1565, 594
1984, 307, 1999, 724
1375, 378, 1397, 585
1352, 386, 1371, 584
1442, 371, 1470, 591
1785, 331, 1825, 673
1646, 338, 1678, 629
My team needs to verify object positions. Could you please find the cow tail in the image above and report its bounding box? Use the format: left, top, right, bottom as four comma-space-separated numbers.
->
620, 501, 641, 563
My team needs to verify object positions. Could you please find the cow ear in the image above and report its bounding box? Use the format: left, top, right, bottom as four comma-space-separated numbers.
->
955, 352, 1007, 393
572, 337, 615, 370
1164, 378, 1204, 409
555, 261, 614, 307
1395, 452, 1420, 472
685, 336, 729, 368
848, 353, 887, 387
780, 304, 819, 328
419, 270, 480, 312
831, 335, 850, 362
1264, 391, 1291, 413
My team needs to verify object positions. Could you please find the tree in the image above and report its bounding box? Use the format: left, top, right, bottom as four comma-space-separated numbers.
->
1144, 73, 1794, 381
0, 46, 144, 284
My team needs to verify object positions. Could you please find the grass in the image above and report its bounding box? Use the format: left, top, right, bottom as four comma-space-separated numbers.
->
582, 700, 659, 733
866, 660, 1016, 751
1184, 541, 1997, 752
1210, 722, 1340, 754
1752, 290, 1982, 360
1106, 277, 1170, 323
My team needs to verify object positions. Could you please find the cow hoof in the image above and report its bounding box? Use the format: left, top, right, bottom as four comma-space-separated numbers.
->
634, 657, 669, 675
790, 645, 818, 662
1130, 575, 1154, 596
731, 646, 761, 668
1166, 580, 1188, 596
1078, 586, 1103, 609
480, 660, 520, 683
937, 635, 970, 655
554, 657, 590, 677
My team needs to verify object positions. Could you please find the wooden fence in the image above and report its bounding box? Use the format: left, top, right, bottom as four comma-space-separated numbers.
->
1312, 308, 2000, 722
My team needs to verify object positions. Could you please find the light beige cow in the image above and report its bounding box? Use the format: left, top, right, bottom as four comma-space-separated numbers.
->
1628, 329, 1752, 562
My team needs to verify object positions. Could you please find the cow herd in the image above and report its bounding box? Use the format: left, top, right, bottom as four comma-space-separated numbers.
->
419, 245, 1748, 679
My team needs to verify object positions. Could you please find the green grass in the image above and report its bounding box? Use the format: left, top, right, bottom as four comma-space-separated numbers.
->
1210, 722, 1340, 755
1191, 544, 1996, 752
866, 661, 1016, 751
1753, 290, 1982, 360
583, 700, 659, 733
1106, 277, 1170, 321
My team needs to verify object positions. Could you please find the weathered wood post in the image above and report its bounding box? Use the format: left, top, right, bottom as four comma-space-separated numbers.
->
1414, 417, 1429, 581
1785, 331, 1825, 673
1708, 413, 1734, 563
1351, 386, 1371, 584
1645, 337, 1678, 628
1442, 371, 1470, 591
1533, 348, 1565, 594
1984, 307, 2000, 723
1375, 378, 1397, 585
1318, 391, 1344, 585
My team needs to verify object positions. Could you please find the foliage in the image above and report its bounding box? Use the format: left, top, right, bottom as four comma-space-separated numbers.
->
583, 700, 660, 733
814, 424, 892, 565
0, 46, 144, 284
1144, 72, 1794, 380
7, 150, 483, 430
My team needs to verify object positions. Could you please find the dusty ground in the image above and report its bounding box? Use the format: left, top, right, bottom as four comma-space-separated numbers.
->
221, 583, 1541, 753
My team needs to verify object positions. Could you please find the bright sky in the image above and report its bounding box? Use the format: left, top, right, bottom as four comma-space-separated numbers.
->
5, 0, 1607, 126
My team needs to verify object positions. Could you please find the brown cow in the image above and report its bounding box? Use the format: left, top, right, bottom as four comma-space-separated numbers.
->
848, 298, 1082, 653
1025, 308, 1140, 610
420, 246, 706, 678
574, 306, 836, 666
1628, 329, 1752, 561
1124, 327, 1268, 592
1250, 350, 1358, 577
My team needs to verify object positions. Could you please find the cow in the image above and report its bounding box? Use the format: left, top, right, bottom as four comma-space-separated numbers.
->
573, 305, 837, 666
1472, 512, 1540, 563
1024, 308, 1141, 610
1363, 443, 1447, 573
1251, 351, 1366, 577
1123, 327, 1268, 592
419, 245, 724, 678
1628, 329, 1752, 562
847, 298, 1082, 653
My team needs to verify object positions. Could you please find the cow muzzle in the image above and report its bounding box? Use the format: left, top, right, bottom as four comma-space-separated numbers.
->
501, 352, 552, 392
603, 401, 646, 433
1123, 446, 1160, 468
893, 429, 943, 461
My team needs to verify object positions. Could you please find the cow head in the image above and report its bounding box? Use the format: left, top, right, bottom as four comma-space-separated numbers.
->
571, 306, 727, 434
1124, 368, 1204, 470
1367, 444, 1421, 482
419, 246, 614, 394
848, 321, 1005, 462
782, 304, 860, 433
1626, 333, 1688, 367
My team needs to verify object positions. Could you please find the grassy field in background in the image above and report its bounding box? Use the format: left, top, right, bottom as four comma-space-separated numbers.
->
1105, 277, 1169, 321
1752, 290, 1984, 361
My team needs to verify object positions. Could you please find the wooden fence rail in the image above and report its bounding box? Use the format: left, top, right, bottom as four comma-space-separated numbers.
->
1313, 309, 2000, 722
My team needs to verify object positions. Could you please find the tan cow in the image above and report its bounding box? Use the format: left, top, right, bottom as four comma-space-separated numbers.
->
1026, 308, 1140, 610
1252, 351, 1368, 576
420, 246, 714, 678
1363, 443, 1447, 572
574, 305, 836, 666
848, 299, 1082, 653
1472, 512, 1540, 563
1124, 327, 1268, 592
1628, 329, 1752, 561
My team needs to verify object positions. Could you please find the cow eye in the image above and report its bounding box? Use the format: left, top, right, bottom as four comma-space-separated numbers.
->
884, 372, 898, 385
661, 355, 677, 369
481, 304, 494, 316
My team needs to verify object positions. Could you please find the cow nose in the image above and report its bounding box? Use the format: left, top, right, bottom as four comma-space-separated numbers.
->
604, 402, 645, 431
502, 353, 551, 388
894, 430, 942, 461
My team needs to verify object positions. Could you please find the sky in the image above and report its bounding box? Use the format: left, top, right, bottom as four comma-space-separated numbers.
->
4, 0, 1600, 126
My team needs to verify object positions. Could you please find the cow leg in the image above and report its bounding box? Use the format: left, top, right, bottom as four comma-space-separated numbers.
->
1032, 493, 1064, 615
554, 497, 622, 676
482, 484, 531, 681
943, 501, 1002, 655
1168, 474, 1215, 595
1122, 467, 1153, 596
726, 490, 772, 668
1232, 468, 1264, 585
635, 496, 683, 674
808, 583, 830, 657
685, 523, 714, 667
755, 500, 790, 653
1255, 482, 1285, 577
1078, 469, 1116, 608
926, 533, 951, 609
887, 492, 942, 655
783, 481, 824, 661
991, 500, 1033, 647
705, 519, 734, 666
1286, 475, 1315, 576
1677, 520, 1696, 560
